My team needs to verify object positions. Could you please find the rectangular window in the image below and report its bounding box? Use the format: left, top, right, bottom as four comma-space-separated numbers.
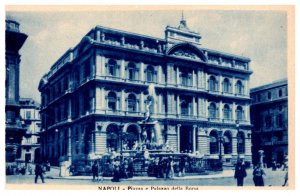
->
26, 111, 31, 119
276, 114, 283, 128
265, 116, 272, 128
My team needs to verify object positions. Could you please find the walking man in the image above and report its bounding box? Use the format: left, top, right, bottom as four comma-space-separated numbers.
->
34, 163, 45, 184
234, 160, 247, 186
92, 161, 99, 181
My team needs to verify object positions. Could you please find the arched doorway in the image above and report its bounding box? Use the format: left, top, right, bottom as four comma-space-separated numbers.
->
180, 125, 193, 153
223, 131, 232, 154
106, 124, 120, 152
209, 130, 219, 154
237, 132, 245, 154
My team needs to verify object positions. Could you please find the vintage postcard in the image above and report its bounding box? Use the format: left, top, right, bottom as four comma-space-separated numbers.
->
3, 5, 295, 190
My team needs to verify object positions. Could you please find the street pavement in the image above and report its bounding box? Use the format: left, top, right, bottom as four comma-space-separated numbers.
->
6, 167, 288, 187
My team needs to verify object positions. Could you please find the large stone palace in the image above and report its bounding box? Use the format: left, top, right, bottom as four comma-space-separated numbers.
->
38, 17, 252, 172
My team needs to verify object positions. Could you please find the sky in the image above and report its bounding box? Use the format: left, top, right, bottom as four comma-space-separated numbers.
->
5, 6, 289, 103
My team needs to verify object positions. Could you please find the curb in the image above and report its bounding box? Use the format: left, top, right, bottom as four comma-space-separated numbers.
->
45, 173, 234, 181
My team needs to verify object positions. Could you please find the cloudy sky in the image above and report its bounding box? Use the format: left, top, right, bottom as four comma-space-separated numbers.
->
6, 6, 289, 102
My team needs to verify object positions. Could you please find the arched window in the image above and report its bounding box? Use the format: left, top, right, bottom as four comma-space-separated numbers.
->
107, 92, 117, 111
237, 132, 245, 154
107, 59, 117, 76
128, 62, 136, 80
106, 124, 119, 151
208, 76, 218, 92
127, 94, 137, 112
236, 80, 244, 95
208, 103, 218, 119
181, 100, 189, 116
146, 65, 155, 82
210, 131, 219, 154
223, 104, 231, 120
236, 106, 244, 121
223, 131, 232, 154
223, 78, 231, 93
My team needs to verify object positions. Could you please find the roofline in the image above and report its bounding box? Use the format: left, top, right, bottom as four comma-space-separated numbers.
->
95, 25, 165, 42
250, 78, 288, 93
202, 47, 251, 62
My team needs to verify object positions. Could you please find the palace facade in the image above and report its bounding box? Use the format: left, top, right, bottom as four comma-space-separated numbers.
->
38, 18, 252, 171
250, 79, 288, 167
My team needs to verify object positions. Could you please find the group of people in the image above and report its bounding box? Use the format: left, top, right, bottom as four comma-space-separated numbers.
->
234, 160, 288, 187
91, 157, 135, 182
234, 161, 266, 187
150, 156, 187, 179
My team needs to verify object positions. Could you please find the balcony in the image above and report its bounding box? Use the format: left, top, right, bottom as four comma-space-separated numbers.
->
208, 117, 221, 123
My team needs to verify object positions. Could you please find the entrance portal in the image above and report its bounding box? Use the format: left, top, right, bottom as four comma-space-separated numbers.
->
180, 125, 193, 153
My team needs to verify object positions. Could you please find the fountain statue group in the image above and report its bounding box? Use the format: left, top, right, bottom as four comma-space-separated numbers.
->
138, 84, 163, 147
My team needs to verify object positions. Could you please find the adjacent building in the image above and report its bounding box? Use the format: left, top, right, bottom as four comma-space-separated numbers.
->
250, 79, 288, 167
19, 98, 41, 163
5, 19, 28, 163
38, 17, 253, 172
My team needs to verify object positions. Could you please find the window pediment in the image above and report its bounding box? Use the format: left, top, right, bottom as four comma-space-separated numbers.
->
167, 43, 207, 62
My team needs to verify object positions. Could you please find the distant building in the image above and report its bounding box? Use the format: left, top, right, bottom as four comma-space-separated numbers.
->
250, 79, 288, 167
38, 17, 253, 172
5, 19, 28, 163
19, 98, 41, 163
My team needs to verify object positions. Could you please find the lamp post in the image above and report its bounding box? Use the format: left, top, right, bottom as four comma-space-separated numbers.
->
236, 120, 240, 162
217, 130, 224, 171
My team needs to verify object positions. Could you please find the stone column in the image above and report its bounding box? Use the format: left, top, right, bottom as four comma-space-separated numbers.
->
120, 59, 125, 79
158, 94, 162, 114
219, 101, 223, 120
192, 96, 197, 116
177, 124, 181, 152
96, 55, 105, 76
121, 90, 125, 112
219, 75, 223, 93
197, 97, 201, 118
232, 102, 236, 121
193, 125, 197, 153
140, 62, 145, 82
157, 65, 162, 84
67, 99, 72, 120
140, 92, 145, 114
192, 69, 196, 88
176, 66, 180, 85
197, 69, 201, 88
176, 94, 180, 116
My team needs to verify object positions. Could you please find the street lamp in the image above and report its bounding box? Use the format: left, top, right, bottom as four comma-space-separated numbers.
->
236, 120, 240, 162
217, 130, 224, 171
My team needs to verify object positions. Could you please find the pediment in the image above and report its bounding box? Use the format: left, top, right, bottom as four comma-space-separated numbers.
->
167, 43, 207, 62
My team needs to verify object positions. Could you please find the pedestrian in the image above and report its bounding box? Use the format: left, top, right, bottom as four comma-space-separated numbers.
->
234, 160, 247, 186
178, 156, 186, 177
282, 170, 288, 187
28, 165, 33, 175
46, 161, 51, 172
92, 160, 99, 181
253, 164, 266, 186
34, 163, 45, 184
111, 158, 121, 182
127, 158, 134, 178
166, 156, 174, 179
272, 160, 277, 171
98, 159, 104, 182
